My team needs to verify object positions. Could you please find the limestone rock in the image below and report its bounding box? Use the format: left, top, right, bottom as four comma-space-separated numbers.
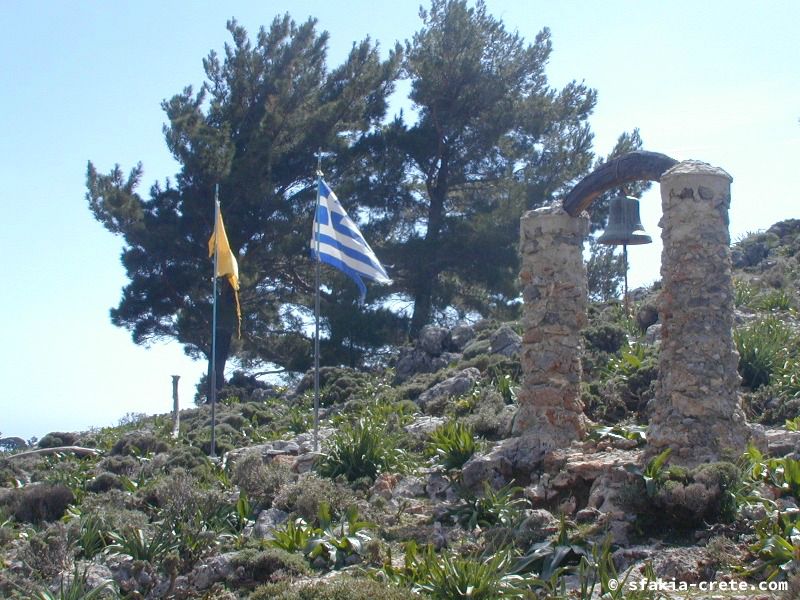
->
419, 325, 450, 356
404, 415, 446, 438
416, 368, 480, 414
449, 324, 476, 351
188, 553, 236, 591
252, 508, 289, 539
765, 427, 800, 457
490, 325, 522, 357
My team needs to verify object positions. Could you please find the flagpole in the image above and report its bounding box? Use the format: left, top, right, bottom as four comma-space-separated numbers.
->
210, 184, 219, 458
313, 152, 322, 452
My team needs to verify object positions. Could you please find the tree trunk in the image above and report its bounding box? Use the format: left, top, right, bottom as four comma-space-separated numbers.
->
205, 280, 236, 403
410, 181, 446, 338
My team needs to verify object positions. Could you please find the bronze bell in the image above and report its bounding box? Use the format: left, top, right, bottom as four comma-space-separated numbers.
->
598, 195, 652, 246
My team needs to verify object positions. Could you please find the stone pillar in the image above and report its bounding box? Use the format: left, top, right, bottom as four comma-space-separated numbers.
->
647, 160, 751, 465
515, 205, 590, 448
171, 375, 180, 439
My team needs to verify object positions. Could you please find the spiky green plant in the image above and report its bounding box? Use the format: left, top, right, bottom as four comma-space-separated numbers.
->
447, 481, 528, 529
317, 414, 411, 481
33, 565, 119, 600
106, 524, 178, 562
427, 421, 479, 470
745, 512, 800, 581
734, 317, 795, 389
756, 289, 795, 311
382, 543, 532, 599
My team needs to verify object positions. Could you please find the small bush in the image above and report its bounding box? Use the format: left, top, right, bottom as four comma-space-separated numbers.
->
229, 547, 310, 588
272, 473, 355, 522
18, 521, 75, 578
251, 577, 418, 600
80, 490, 149, 534
232, 453, 296, 508
624, 457, 741, 531
163, 445, 209, 473
97, 454, 140, 476
85, 472, 124, 494
38, 431, 79, 448
221, 412, 248, 429
582, 323, 628, 353
111, 432, 170, 457
11, 483, 75, 524
240, 402, 275, 425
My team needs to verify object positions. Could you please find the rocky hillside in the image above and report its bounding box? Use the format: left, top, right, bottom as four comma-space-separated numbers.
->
1, 220, 799, 599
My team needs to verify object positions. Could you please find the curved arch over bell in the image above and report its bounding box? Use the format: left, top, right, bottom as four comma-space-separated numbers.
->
598, 195, 652, 246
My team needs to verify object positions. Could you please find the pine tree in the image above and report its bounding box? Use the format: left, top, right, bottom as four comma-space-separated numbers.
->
87, 16, 401, 395
352, 0, 598, 334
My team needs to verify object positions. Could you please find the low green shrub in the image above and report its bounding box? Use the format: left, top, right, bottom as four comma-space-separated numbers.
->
97, 454, 139, 476
230, 547, 310, 588
232, 453, 296, 509
110, 432, 170, 457
583, 323, 628, 353
85, 472, 123, 494
272, 473, 356, 523
163, 445, 210, 474
623, 452, 741, 531
252, 576, 418, 600
9, 483, 75, 524
38, 431, 80, 449
17, 522, 75, 579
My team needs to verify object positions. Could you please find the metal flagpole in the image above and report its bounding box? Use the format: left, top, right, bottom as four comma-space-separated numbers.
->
313, 152, 323, 452
210, 184, 220, 458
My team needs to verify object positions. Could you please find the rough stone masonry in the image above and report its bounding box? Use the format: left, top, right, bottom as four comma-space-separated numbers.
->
516, 205, 591, 448
646, 160, 753, 465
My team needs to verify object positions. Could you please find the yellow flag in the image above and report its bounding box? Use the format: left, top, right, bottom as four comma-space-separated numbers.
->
208, 202, 242, 336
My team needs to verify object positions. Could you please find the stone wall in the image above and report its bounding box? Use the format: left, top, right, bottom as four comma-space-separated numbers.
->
515, 205, 590, 448
647, 160, 752, 464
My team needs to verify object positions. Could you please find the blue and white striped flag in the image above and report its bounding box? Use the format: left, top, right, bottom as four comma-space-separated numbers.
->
311, 179, 392, 302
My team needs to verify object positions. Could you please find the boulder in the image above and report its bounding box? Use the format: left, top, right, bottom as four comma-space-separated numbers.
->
252, 508, 289, 539
419, 325, 450, 356
416, 368, 480, 414
449, 324, 476, 351
404, 415, 446, 438
490, 325, 521, 357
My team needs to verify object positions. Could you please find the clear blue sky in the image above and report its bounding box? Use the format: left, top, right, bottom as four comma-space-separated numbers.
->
1, 1, 797, 441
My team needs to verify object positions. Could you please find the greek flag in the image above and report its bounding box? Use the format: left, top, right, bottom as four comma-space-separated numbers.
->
311, 179, 391, 302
